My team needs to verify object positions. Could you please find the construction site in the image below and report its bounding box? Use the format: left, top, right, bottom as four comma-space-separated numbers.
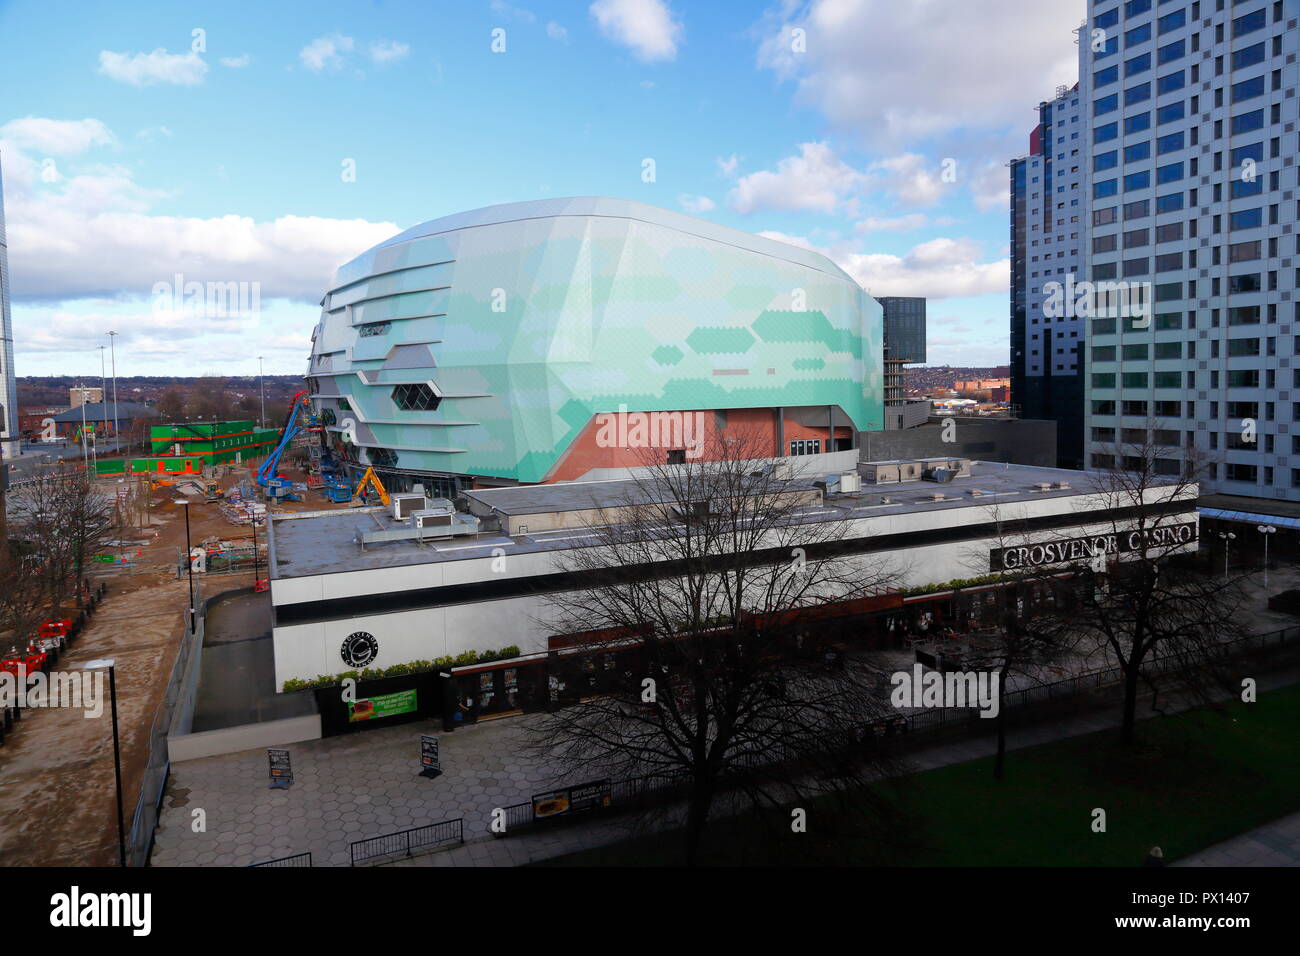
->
0, 389, 401, 865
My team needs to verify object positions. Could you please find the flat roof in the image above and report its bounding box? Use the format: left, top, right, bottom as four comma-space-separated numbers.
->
461, 475, 824, 516
267, 461, 1177, 581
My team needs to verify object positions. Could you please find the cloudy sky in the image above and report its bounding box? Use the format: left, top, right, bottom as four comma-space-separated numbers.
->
0, 0, 1082, 377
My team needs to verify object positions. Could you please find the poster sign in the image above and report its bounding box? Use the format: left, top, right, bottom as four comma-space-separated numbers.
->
348, 688, 418, 723
268, 749, 293, 789
419, 734, 442, 779
531, 779, 612, 821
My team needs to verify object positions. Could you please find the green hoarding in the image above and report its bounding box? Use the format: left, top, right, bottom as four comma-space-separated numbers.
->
348, 688, 418, 723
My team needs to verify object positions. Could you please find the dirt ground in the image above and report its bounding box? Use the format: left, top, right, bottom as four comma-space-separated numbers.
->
0, 460, 353, 865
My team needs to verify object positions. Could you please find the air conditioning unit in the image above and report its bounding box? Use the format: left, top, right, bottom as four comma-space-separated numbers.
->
412, 509, 453, 529
392, 494, 430, 520
839, 472, 862, 494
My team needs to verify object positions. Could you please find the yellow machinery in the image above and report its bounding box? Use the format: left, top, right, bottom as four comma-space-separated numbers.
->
354, 466, 390, 506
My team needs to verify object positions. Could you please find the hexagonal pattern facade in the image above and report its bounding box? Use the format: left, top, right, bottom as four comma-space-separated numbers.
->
309, 197, 883, 484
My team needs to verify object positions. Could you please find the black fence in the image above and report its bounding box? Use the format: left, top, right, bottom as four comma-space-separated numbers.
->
250, 851, 312, 867
349, 818, 464, 866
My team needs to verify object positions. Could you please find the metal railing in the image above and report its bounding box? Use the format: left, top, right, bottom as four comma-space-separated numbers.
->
349, 818, 464, 866
250, 851, 313, 867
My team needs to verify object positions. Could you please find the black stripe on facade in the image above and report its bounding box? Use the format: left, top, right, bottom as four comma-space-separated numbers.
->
273, 499, 1196, 627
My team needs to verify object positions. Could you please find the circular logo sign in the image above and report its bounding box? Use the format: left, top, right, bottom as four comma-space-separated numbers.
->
340, 631, 379, 668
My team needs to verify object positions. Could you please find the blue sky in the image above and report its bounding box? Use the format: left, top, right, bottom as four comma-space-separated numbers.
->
0, 0, 1082, 377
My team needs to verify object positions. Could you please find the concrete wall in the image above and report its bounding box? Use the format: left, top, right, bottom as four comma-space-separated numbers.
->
860, 418, 1057, 468
167, 713, 322, 763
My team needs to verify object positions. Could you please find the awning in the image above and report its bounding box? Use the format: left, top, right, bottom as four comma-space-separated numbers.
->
1197, 507, 1300, 531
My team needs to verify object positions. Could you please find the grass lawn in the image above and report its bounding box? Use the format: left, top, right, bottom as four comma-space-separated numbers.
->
540, 683, 1300, 866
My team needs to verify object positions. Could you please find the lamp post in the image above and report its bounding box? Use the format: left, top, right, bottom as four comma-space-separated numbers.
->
1257, 524, 1277, 589
82, 658, 125, 867
107, 331, 119, 448
258, 356, 265, 429
175, 499, 195, 632
97, 345, 107, 410
1218, 530, 1236, 580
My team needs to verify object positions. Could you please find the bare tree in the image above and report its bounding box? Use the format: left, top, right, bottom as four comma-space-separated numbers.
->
527, 427, 903, 864
960, 504, 1081, 780
1056, 434, 1248, 745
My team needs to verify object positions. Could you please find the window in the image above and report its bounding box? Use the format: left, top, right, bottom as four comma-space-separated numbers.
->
1126, 111, 1153, 133
1156, 161, 1184, 184
1232, 9, 1266, 37
1157, 9, 1185, 32
1232, 75, 1266, 102
1229, 305, 1261, 325
1229, 272, 1262, 293
1155, 101, 1184, 124
1095, 121, 1119, 143
1126, 52, 1151, 76
1229, 240, 1262, 263
1126, 23, 1152, 46
1157, 70, 1185, 94
1227, 370, 1260, 388
1232, 42, 1265, 70
1093, 206, 1119, 226
391, 382, 441, 411
1125, 82, 1152, 105
1155, 191, 1185, 212
1122, 343, 1149, 360
1095, 93, 1120, 115
1228, 337, 1261, 356
789, 439, 821, 456
1125, 170, 1151, 190
1093, 373, 1117, 388
1095, 150, 1119, 172
1095, 178, 1119, 199
1231, 142, 1264, 166
1122, 372, 1149, 388
1124, 199, 1150, 219
1092, 345, 1117, 361
368, 447, 399, 468
1230, 208, 1263, 230
1158, 39, 1185, 64
1156, 131, 1184, 153
1156, 252, 1183, 271
1231, 109, 1265, 135
1094, 234, 1119, 253
1154, 342, 1181, 359
358, 321, 391, 337
1095, 65, 1120, 87
1231, 177, 1264, 198
1226, 464, 1258, 484
1124, 141, 1152, 162
1096, 7, 1120, 29
1155, 222, 1183, 242
1124, 0, 1150, 15
1155, 312, 1183, 330
1124, 227, 1151, 248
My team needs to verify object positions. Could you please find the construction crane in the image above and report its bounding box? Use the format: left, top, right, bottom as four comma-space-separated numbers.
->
256, 391, 313, 501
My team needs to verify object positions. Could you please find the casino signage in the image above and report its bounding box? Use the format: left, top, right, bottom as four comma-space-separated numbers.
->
989, 522, 1197, 572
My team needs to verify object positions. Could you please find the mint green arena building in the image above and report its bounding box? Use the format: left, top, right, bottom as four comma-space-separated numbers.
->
307, 197, 884, 495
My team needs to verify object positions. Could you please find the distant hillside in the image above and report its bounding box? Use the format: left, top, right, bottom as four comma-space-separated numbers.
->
16, 375, 306, 420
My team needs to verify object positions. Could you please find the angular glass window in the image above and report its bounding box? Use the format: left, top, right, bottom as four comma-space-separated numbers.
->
392, 383, 441, 411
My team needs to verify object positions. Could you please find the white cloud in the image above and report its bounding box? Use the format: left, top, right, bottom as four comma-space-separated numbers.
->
716, 153, 740, 178
220, 54, 252, 68
756, 0, 1078, 151
0, 124, 401, 304
757, 230, 1008, 300
969, 159, 1010, 212
728, 141, 863, 215
677, 194, 716, 214
369, 41, 410, 64
0, 118, 116, 155
546, 21, 569, 41
854, 213, 928, 233
299, 35, 354, 72
869, 153, 948, 208
492, 1, 537, 22
98, 49, 208, 86
590, 0, 683, 63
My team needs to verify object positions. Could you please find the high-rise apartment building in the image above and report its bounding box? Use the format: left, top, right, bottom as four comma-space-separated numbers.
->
1010, 84, 1088, 469
0, 151, 17, 460
1081, 0, 1300, 497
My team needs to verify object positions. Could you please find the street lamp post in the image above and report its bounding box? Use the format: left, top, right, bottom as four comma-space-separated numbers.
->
1218, 531, 1236, 580
1257, 524, 1277, 589
98, 345, 107, 409
175, 499, 195, 632
258, 356, 265, 429
82, 658, 125, 867
107, 331, 119, 448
